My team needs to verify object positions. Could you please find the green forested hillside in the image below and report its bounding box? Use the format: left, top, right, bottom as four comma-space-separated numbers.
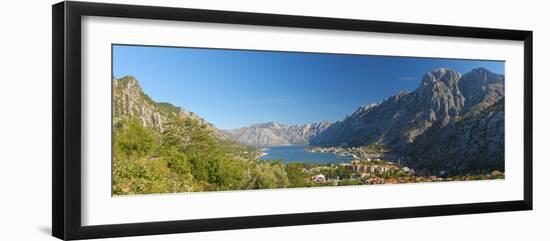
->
112, 77, 291, 195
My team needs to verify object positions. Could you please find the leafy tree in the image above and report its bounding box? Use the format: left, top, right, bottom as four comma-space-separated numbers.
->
285, 163, 309, 187
114, 119, 157, 159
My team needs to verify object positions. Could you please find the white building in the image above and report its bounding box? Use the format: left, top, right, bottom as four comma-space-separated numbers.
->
312, 174, 326, 183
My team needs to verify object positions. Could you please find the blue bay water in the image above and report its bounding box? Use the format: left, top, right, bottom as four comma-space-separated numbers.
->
260, 145, 353, 164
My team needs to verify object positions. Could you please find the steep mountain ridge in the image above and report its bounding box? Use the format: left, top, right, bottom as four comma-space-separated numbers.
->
310, 68, 504, 149
113, 76, 228, 139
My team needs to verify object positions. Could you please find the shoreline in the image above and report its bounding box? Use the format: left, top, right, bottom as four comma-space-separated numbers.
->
258, 145, 354, 164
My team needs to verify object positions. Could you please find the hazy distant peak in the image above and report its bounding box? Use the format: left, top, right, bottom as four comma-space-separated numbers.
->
226, 121, 332, 147
251, 121, 286, 128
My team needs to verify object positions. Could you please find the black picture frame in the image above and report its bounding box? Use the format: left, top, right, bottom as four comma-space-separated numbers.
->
52, 1, 533, 240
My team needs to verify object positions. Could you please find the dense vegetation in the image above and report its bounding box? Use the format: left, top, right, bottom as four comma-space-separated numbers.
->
113, 117, 298, 195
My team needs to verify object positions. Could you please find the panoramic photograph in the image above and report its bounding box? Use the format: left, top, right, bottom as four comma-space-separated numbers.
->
111, 44, 505, 196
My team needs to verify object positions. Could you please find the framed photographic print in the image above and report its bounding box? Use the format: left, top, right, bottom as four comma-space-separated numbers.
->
52, 1, 533, 240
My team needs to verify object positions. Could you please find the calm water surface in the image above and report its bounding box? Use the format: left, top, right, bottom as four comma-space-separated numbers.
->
261, 145, 353, 164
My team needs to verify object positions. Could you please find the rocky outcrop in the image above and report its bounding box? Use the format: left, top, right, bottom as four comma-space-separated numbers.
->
113, 76, 167, 132
113, 76, 228, 138
407, 98, 505, 173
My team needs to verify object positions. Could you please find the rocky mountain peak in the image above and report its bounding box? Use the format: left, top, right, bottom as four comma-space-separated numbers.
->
113, 76, 164, 130
253, 121, 284, 128
113, 76, 228, 138
113, 75, 140, 89
458, 67, 504, 113
310, 67, 503, 150
413, 68, 464, 119
345, 102, 380, 121
421, 68, 462, 86
461, 67, 504, 85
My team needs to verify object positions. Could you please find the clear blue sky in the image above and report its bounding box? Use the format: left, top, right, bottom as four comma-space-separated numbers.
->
113, 44, 504, 130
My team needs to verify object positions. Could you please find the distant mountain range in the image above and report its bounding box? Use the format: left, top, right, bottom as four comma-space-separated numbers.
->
224, 121, 331, 146
226, 68, 505, 173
